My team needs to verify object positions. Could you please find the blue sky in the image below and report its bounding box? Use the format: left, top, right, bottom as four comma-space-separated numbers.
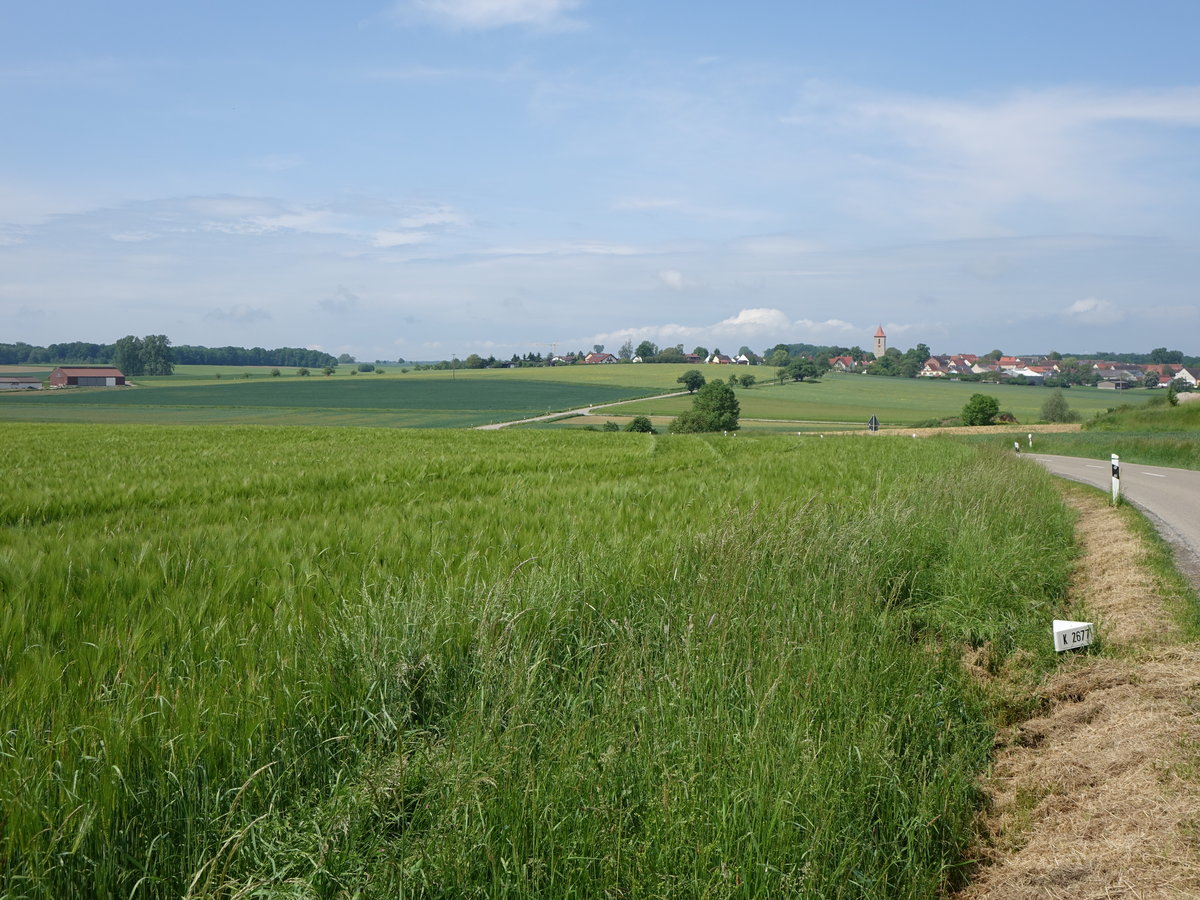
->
3, 1, 1199, 360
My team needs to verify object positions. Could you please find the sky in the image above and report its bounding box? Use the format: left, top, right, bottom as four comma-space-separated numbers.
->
3, 1, 1200, 361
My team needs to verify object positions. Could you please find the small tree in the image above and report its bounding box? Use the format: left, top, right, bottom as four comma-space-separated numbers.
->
297, 367, 310, 376
1041, 389, 1079, 423
625, 416, 656, 434
270, 368, 281, 377
961, 393, 1000, 426
738, 373, 756, 389
677, 369, 706, 393
1142, 370, 1160, 390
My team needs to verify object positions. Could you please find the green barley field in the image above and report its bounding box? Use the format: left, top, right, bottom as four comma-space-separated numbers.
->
0, 424, 1078, 897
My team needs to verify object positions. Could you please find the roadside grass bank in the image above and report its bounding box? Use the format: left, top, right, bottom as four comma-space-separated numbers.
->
949, 399, 1200, 470
1, 426, 1075, 897
959, 483, 1200, 898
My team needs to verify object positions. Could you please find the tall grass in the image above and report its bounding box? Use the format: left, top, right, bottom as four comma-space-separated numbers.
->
0, 426, 1074, 897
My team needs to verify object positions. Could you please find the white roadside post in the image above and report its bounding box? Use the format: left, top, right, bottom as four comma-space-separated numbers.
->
1111, 454, 1121, 504
1028, 432, 1033, 448
1053, 620, 1094, 652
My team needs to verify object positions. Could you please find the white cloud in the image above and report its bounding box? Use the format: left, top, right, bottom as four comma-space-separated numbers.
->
734, 235, 824, 256
612, 195, 772, 224
591, 307, 823, 352
372, 230, 429, 248
1063, 297, 1124, 324
249, 154, 305, 172
397, 0, 584, 30
658, 269, 689, 290
785, 84, 1200, 238
484, 240, 644, 257
715, 308, 791, 332
396, 206, 468, 229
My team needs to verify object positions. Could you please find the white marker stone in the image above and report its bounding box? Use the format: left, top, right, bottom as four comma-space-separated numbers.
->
1053, 619, 1094, 652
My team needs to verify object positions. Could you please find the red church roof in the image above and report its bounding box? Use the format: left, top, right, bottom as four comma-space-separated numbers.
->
874, 325, 886, 337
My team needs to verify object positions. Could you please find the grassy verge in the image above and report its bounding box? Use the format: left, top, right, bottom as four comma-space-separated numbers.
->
950, 398, 1200, 470
0, 426, 1075, 897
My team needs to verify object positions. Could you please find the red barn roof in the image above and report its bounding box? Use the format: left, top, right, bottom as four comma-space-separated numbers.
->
52, 367, 125, 377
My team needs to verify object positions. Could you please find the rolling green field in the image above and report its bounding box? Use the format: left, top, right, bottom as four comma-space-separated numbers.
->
1, 365, 1148, 430
0, 424, 1078, 897
0, 371, 664, 428
602, 372, 1139, 428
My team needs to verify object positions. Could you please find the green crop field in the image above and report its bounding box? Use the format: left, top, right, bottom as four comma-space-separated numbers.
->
602, 372, 1142, 427
0, 370, 668, 429
1, 365, 1148, 430
0, 424, 1078, 897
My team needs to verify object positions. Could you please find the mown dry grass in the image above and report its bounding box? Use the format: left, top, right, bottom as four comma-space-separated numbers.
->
960, 489, 1200, 899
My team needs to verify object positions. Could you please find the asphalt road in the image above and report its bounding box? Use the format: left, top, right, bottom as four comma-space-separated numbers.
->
1029, 453, 1200, 587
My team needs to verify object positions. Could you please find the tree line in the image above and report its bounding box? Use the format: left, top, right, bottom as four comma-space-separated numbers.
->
0, 339, 338, 370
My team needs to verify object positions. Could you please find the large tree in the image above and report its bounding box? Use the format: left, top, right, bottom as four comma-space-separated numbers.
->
635, 340, 658, 360
670, 379, 740, 433
961, 393, 1000, 426
676, 369, 705, 393
112, 335, 144, 376
141, 334, 174, 375
785, 358, 825, 382
1150, 347, 1184, 364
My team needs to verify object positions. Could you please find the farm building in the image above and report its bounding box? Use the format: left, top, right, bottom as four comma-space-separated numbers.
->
48, 367, 126, 387
0, 377, 43, 391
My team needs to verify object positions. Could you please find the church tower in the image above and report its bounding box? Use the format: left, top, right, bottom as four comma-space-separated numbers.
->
873, 325, 887, 358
